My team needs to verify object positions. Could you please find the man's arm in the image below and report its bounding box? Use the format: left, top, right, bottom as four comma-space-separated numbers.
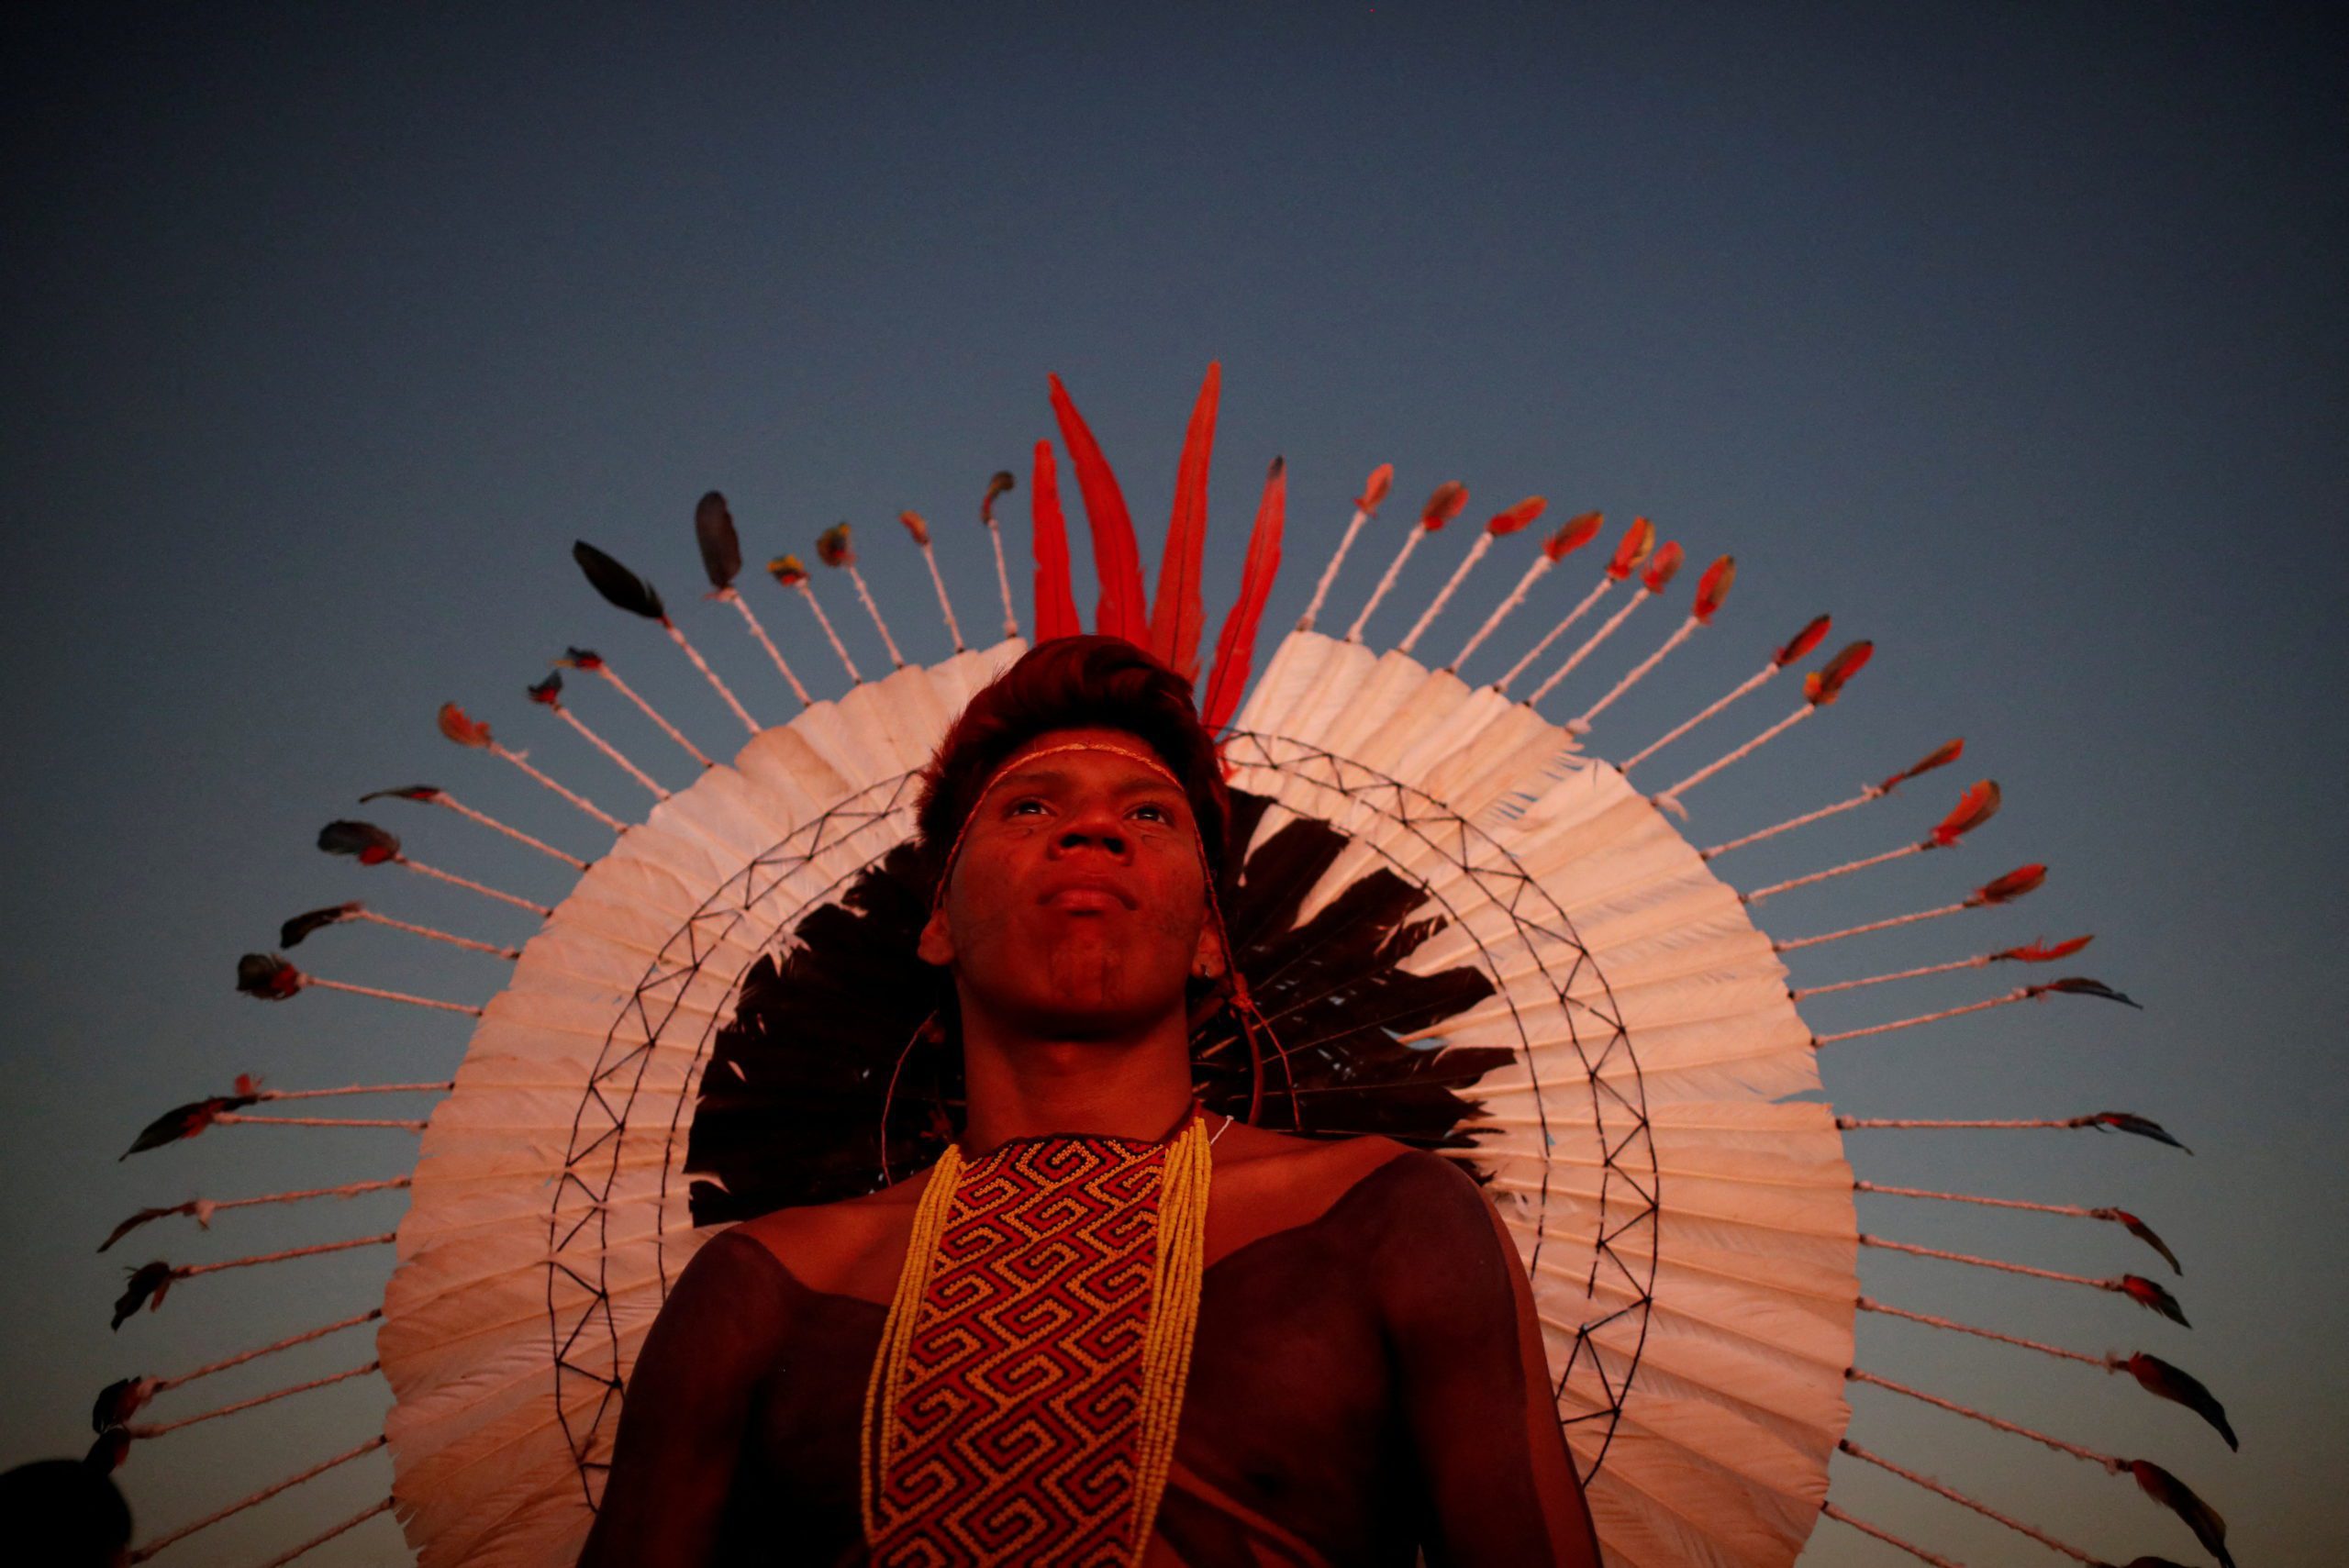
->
577, 1230, 791, 1568
1375, 1153, 1602, 1568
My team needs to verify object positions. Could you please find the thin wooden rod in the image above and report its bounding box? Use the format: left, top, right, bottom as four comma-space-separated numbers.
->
129, 1434, 385, 1562
661, 617, 759, 735
131, 1361, 379, 1438
551, 704, 668, 797
151, 1308, 383, 1396
1837, 1440, 2097, 1564
173, 1233, 397, 1278
1858, 1234, 2120, 1293
417, 791, 588, 867
586, 661, 715, 765
348, 907, 518, 959
255, 1497, 394, 1568
716, 588, 812, 705
1619, 658, 1776, 772
1856, 1296, 2106, 1368
214, 1113, 427, 1131
1849, 1368, 2120, 1469
1819, 1501, 1965, 1567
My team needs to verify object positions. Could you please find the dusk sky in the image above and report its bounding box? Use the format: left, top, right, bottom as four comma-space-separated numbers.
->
4, 6, 2341, 1564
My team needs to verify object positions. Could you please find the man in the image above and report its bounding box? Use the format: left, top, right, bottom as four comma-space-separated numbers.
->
583, 637, 1600, 1566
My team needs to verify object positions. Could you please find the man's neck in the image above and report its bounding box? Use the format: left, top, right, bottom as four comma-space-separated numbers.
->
956, 1009, 1197, 1154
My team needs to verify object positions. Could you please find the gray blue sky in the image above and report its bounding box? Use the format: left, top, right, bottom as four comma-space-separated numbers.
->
4, 5, 2342, 1563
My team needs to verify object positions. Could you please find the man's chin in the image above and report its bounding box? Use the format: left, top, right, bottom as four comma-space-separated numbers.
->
1005, 995, 1161, 1044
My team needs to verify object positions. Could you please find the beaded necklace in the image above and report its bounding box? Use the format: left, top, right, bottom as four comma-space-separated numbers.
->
859, 1110, 1217, 1565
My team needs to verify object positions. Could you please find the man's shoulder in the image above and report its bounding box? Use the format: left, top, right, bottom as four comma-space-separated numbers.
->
1206, 1126, 1490, 1262
727, 1167, 933, 1303
1219, 1123, 1476, 1197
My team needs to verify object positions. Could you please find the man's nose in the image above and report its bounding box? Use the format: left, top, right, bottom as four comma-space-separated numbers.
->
1052, 807, 1130, 859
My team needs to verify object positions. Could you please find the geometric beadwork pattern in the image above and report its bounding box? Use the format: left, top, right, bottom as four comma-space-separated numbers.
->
872, 1134, 1167, 1566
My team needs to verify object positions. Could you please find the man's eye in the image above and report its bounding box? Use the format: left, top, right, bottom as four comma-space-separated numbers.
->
1008, 798, 1048, 817
1131, 803, 1173, 824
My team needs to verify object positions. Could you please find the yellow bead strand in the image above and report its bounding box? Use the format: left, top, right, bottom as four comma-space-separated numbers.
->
857, 1140, 963, 1543
1129, 1115, 1212, 1564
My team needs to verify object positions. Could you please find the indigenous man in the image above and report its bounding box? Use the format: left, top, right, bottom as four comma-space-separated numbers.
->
582, 637, 1601, 1567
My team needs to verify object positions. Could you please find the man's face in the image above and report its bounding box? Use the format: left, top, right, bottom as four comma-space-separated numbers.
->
919, 725, 1219, 1041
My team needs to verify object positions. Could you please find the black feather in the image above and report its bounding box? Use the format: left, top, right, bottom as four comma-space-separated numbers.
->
281, 903, 360, 948
2093, 1111, 2190, 1152
317, 819, 400, 860
2112, 1209, 2183, 1274
2043, 975, 2142, 1007
98, 1205, 192, 1252
2127, 1273, 2191, 1328
2130, 1460, 2232, 1568
2125, 1352, 2238, 1450
696, 492, 741, 590
236, 952, 299, 998
118, 1092, 257, 1160
111, 1262, 173, 1330
92, 1376, 147, 1431
573, 540, 665, 619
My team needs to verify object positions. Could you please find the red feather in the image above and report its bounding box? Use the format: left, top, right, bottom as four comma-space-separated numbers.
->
1931, 779, 2001, 845
1201, 457, 1286, 736
1149, 362, 1221, 681
1356, 463, 1394, 512
1545, 511, 1603, 561
1692, 555, 1735, 622
1486, 496, 1546, 536
2121, 1273, 2190, 1326
438, 702, 493, 749
1880, 737, 1963, 792
1775, 613, 1832, 666
1804, 639, 1872, 705
1994, 934, 2095, 962
1972, 864, 2047, 905
1606, 517, 1656, 579
1640, 539, 1686, 594
1046, 373, 1148, 644
1030, 439, 1081, 642
1419, 482, 1470, 531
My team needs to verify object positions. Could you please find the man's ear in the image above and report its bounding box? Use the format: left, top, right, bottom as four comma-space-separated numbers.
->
918, 902, 955, 967
1191, 918, 1227, 983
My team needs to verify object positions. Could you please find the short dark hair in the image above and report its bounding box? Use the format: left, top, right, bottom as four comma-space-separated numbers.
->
914, 636, 1230, 887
